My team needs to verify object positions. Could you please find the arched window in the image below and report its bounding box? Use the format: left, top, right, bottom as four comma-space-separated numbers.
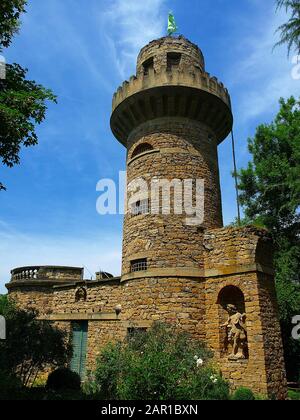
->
131, 143, 153, 159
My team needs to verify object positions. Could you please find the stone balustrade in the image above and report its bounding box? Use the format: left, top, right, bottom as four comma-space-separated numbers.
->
11, 267, 40, 281
10, 266, 84, 283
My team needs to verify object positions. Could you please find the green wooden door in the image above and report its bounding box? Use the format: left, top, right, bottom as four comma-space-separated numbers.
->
70, 321, 88, 379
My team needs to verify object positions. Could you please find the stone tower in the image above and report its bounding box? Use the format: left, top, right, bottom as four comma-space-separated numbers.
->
6, 35, 287, 399
111, 36, 287, 398
111, 36, 232, 277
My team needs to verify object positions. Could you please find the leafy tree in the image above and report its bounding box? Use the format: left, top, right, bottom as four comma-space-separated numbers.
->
0, 65, 57, 190
238, 97, 300, 239
275, 0, 300, 56
0, 295, 72, 387
237, 96, 300, 381
0, 0, 26, 50
0, 0, 57, 191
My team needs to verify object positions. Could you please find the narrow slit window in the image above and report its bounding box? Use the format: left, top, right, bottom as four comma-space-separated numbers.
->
167, 52, 182, 71
142, 57, 154, 76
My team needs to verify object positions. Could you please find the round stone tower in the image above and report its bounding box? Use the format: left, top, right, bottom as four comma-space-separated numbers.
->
111, 36, 233, 279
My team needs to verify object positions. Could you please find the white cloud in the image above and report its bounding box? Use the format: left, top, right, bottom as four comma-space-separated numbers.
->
101, 0, 167, 79
0, 221, 122, 294
231, 7, 300, 125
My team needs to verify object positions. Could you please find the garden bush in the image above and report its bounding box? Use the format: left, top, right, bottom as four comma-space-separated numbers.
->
232, 387, 256, 401
0, 295, 72, 386
288, 389, 300, 400
0, 370, 22, 399
89, 323, 230, 400
46, 368, 81, 391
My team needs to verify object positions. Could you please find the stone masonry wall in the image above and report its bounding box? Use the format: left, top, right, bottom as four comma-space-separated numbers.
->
123, 117, 223, 275
203, 226, 287, 399
121, 277, 206, 341
52, 280, 122, 314
137, 36, 205, 76
257, 272, 287, 398
9, 286, 54, 316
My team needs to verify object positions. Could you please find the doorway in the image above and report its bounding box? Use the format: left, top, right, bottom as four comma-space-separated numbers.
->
70, 321, 88, 379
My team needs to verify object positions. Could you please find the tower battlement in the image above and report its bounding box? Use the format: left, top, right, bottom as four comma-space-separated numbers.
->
137, 36, 205, 74
111, 36, 232, 146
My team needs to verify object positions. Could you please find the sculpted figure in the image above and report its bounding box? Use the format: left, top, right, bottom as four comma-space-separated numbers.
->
221, 304, 247, 360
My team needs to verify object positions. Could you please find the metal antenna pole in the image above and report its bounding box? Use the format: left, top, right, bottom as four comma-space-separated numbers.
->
83, 264, 94, 281
231, 130, 241, 226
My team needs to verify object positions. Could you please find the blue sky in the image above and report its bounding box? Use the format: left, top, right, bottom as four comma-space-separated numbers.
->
0, 0, 298, 292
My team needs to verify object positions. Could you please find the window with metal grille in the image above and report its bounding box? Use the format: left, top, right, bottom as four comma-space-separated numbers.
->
167, 52, 182, 71
142, 57, 154, 76
131, 143, 153, 159
131, 199, 150, 216
130, 258, 148, 273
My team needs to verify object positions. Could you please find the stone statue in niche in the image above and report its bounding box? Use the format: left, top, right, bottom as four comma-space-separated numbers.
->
75, 287, 87, 303
221, 304, 248, 360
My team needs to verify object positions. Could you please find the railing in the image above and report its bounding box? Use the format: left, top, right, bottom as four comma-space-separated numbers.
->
10, 266, 84, 282
11, 267, 40, 281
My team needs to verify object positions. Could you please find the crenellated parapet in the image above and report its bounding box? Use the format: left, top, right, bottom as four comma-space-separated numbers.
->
112, 68, 231, 111
111, 58, 232, 146
136, 36, 206, 75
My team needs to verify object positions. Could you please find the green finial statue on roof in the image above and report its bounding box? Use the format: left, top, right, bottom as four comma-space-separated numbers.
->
167, 12, 178, 36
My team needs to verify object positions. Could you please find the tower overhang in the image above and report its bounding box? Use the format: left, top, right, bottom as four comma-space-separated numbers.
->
110, 70, 233, 146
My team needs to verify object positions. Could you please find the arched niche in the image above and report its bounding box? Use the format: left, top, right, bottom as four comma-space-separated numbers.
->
75, 287, 87, 303
217, 286, 248, 360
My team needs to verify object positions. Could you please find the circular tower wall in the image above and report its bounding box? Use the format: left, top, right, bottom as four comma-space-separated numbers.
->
111, 36, 232, 279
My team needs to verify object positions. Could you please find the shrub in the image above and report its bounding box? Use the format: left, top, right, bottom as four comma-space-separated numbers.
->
91, 323, 230, 400
0, 295, 72, 386
0, 370, 23, 400
0, 370, 22, 391
46, 368, 81, 391
232, 387, 256, 401
288, 389, 300, 400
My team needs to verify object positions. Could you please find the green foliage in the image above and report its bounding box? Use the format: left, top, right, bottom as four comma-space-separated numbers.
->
275, 1, 300, 56
238, 97, 300, 238
232, 387, 256, 401
237, 96, 300, 381
0, 0, 56, 191
0, 370, 22, 391
288, 389, 300, 400
0, 294, 11, 313
47, 368, 81, 391
0, 64, 57, 190
89, 323, 230, 401
0, 0, 27, 51
0, 295, 72, 386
